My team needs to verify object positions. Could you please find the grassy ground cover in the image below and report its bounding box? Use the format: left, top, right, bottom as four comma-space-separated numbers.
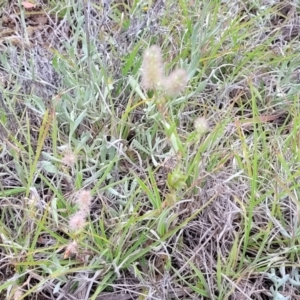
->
0, 0, 300, 299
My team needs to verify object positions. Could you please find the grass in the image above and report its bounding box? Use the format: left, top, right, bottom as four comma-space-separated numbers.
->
1, 0, 300, 299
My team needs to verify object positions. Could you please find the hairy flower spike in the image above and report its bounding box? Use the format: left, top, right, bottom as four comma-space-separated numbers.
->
76, 189, 92, 213
69, 211, 86, 232
163, 68, 188, 96
141, 45, 164, 90
61, 149, 76, 167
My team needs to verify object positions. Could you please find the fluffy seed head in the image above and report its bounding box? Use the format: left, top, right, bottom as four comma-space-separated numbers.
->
69, 211, 86, 232
64, 240, 78, 258
141, 45, 164, 90
13, 289, 24, 300
76, 189, 92, 213
194, 117, 208, 134
61, 149, 76, 167
163, 68, 188, 96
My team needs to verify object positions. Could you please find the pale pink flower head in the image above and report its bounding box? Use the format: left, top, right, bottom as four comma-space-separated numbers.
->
69, 211, 86, 232
141, 45, 164, 90
61, 149, 77, 167
163, 68, 188, 96
76, 189, 92, 213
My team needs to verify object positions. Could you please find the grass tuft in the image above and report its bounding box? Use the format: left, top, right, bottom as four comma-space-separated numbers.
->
1, 0, 300, 299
